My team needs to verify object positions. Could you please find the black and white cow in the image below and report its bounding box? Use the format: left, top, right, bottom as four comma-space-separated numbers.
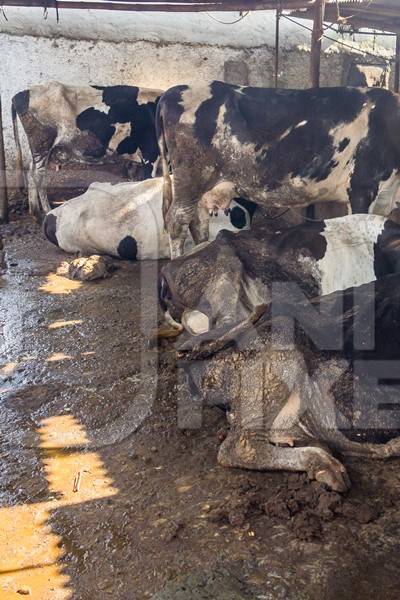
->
156, 83, 400, 257
12, 81, 163, 219
159, 214, 400, 336
180, 273, 400, 491
43, 177, 255, 260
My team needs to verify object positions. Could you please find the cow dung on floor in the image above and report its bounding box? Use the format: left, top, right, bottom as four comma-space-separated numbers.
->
56, 255, 115, 281
151, 568, 255, 600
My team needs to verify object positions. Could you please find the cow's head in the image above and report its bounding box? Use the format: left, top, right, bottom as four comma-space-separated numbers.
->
157, 230, 270, 339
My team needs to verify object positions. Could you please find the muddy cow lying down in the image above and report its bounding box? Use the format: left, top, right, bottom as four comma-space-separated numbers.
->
157, 83, 400, 257
43, 178, 254, 260
179, 274, 400, 491
12, 81, 162, 218
159, 214, 400, 335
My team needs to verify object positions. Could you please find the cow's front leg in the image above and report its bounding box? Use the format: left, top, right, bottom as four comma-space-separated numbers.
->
27, 159, 42, 221
167, 214, 191, 259
166, 203, 198, 259
36, 154, 52, 216
218, 430, 350, 492
189, 204, 210, 245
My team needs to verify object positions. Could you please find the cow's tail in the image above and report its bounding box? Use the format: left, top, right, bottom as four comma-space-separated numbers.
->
11, 98, 25, 194
156, 103, 173, 227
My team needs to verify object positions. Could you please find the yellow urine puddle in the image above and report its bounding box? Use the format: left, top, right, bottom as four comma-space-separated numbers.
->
0, 415, 117, 599
39, 274, 82, 295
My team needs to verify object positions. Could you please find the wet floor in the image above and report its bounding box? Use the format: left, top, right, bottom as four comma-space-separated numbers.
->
1, 216, 400, 599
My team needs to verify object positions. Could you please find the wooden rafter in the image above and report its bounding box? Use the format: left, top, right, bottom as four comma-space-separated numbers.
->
310, 0, 325, 87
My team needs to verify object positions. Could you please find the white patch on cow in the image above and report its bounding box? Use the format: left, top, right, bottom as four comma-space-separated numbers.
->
29, 82, 109, 143
314, 214, 386, 295
208, 199, 251, 238
107, 122, 131, 153
287, 96, 371, 205
181, 309, 210, 335
151, 156, 161, 178
279, 121, 308, 142
179, 84, 213, 125
216, 103, 227, 129
136, 88, 163, 105
270, 389, 301, 444
89, 101, 109, 115
212, 102, 260, 174
51, 177, 168, 260
278, 127, 291, 141
369, 170, 400, 216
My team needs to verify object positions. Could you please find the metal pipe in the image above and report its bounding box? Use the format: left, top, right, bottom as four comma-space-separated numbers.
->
275, 6, 281, 88
0, 94, 9, 224
395, 33, 400, 93
0, 0, 319, 12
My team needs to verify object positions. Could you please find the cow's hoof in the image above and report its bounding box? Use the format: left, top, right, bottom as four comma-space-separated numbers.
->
381, 436, 400, 458
153, 322, 183, 342
310, 455, 350, 493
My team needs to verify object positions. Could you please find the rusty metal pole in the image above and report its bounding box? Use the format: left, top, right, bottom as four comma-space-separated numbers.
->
395, 33, 400, 93
310, 0, 326, 88
274, 6, 281, 88
0, 93, 8, 224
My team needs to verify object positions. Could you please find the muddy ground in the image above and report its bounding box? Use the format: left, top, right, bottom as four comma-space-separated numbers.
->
1, 208, 400, 599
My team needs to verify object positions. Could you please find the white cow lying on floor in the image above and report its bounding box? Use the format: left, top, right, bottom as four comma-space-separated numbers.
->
43, 178, 254, 260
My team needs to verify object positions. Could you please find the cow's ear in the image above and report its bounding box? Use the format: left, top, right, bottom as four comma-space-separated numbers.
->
181, 309, 210, 336
177, 303, 267, 359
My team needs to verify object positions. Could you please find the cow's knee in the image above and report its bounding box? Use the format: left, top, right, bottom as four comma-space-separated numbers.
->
190, 205, 209, 245
166, 207, 193, 258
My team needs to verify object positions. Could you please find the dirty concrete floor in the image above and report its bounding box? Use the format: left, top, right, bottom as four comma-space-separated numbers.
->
1, 215, 400, 600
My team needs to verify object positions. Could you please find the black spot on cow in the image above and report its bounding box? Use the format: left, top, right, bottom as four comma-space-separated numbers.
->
194, 81, 231, 146
338, 138, 350, 153
233, 197, 257, 220
229, 86, 365, 147
43, 213, 59, 247
229, 206, 247, 229
223, 86, 366, 189
374, 219, 400, 278
116, 102, 159, 164
88, 85, 160, 165
94, 85, 139, 110
76, 108, 115, 156
12, 89, 30, 117
100, 86, 158, 144
117, 235, 138, 260
274, 220, 327, 261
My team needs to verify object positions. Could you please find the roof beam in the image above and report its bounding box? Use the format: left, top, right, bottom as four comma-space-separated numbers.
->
0, 0, 318, 11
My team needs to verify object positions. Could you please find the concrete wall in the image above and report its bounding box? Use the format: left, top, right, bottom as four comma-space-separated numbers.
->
0, 7, 396, 169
